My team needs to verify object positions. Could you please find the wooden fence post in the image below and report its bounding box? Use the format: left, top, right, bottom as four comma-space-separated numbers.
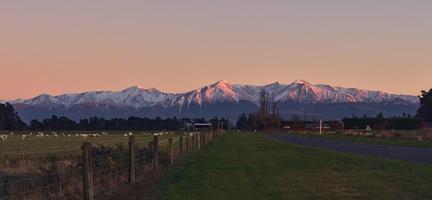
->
82, 142, 94, 200
186, 136, 189, 154
194, 135, 198, 151
203, 132, 208, 146
201, 133, 204, 148
153, 135, 159, 168
129, 135, 136, 185
209, 131, 212, 142
197, 134, 201, 151
179, 136, 183, 154
169, 138, 174, 165
192, 135, 196, 152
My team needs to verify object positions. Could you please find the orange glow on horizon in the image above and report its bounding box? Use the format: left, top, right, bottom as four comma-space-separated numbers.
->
0, 1, 431, 100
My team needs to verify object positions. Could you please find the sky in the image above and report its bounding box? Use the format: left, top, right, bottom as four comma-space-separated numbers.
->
1, 0, 431, 100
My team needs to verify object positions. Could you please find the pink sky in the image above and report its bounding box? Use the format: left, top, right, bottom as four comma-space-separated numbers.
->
1, 1, 431, 100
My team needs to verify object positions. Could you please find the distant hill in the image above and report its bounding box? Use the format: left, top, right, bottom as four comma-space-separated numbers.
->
1, 80, 419, 122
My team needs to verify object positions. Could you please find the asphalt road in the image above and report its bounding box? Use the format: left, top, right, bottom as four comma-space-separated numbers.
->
269, 134, 432, 164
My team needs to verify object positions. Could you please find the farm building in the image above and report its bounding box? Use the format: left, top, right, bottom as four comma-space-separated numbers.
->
281, 120, 343, 131
184, 123, 213, 131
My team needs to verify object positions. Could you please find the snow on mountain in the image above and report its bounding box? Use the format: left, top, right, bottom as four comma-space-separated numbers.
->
14, 86, 173, 109
5, 80, 418, 109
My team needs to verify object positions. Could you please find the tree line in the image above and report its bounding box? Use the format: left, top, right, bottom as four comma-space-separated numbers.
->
0, 102, 229, 131
342, 89, 432, 130
342, 113, 423, 130
29, 116, 228, 131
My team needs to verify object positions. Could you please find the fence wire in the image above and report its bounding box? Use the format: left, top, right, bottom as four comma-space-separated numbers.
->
0, 132, 220, 200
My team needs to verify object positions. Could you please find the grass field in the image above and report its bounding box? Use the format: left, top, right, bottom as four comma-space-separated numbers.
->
289, 132, 432, 148
157, 132, 432, 200
0, 131, 176, 155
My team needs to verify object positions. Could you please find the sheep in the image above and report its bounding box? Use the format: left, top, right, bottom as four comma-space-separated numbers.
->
185, 132, 196, 137
21, 133, 32, 140
0, 135, 8, 141
128, 132, 133, 136
141, 132, 151, 136
102, 132, 108, 136
50, 132, 58, 137
124, 133, 128, 137
68, 134, 72, 137
9, 132, 14, 135
153, 132, 166, 136
90, 134, 101, 138
80, 134, 88, 139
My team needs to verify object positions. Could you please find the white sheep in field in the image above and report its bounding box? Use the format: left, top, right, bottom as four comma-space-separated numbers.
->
90, 134, 100, 138
124, 133, 128, 137
128, 132, 133, 136
102, 132, 108, 136
80, 134, 88, 139
153, 132, 163, 136
68, 134, 72, 137
37, 132, 44, 137
0, 135, 8, 141
9, 132, 14, 135
22, 134, 30, 140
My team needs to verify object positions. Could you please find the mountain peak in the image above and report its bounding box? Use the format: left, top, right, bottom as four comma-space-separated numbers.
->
211, 80, 232, 88
292, 80, 310, 85
214, 80, 230, 85
123, 86, 142, 91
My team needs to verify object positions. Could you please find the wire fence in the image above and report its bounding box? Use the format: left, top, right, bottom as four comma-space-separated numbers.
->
0, 131, 221, 200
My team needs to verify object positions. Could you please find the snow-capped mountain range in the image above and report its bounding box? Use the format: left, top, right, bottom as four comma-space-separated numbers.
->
0, 80, 419, 122
1, 80, 418, 108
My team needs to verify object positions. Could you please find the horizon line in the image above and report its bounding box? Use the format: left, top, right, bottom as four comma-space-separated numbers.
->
0, 79, 419, 101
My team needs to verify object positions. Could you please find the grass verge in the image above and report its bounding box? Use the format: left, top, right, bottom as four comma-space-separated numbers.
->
157, 132, 432, 200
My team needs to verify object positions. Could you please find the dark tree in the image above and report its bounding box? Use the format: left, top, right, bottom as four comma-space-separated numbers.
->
0, 103, 26, 130
236, 113, 249, 130
30, 119, 43, 130
416, 89, 432, 122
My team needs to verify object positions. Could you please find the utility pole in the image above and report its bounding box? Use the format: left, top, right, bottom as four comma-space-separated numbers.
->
319, 120, 323, 135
